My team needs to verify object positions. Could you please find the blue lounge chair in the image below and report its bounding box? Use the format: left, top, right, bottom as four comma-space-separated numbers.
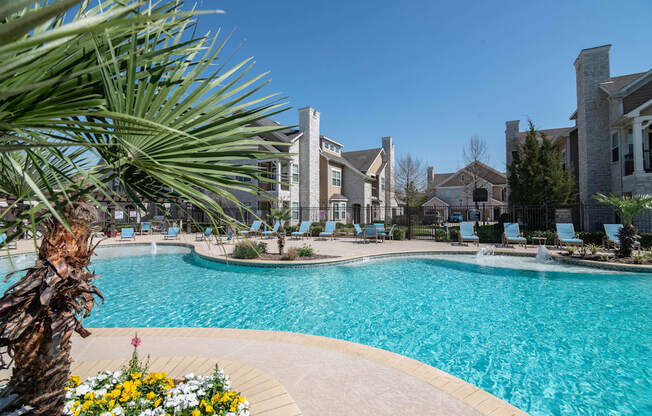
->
120, 227, 135, 240
459, 222, 479, 246
555, 223, 583, 248
291, 221, 311, 239
240, 220, 262, 237
380, 224, 396, 240
502, 223, 527, 248
262, 221, 283, 238
140, 222, 151, 235
164, 227, 180, 240
353, 224, 363, 241
0, 233, 17, 250
603, 224, 640, 250
196, 227, 212, 241
319, 221, 336, 239
363, 224, 382, 242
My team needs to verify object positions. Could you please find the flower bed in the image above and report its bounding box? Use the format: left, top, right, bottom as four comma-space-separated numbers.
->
64, 336, 249, 416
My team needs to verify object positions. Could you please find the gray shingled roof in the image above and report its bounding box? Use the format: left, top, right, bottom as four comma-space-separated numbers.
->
599, 72, 647, 95
252, 118, 300, 142
320, 150, 369, 179
341, 148, 383, 173
514, 127, 574, 141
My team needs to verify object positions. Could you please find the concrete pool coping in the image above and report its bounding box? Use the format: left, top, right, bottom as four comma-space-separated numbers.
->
3, 234, 651, 272
72, 328, 529, 416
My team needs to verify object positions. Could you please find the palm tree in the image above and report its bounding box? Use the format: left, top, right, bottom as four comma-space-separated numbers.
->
0, 1, 286, 414
270, 207, 292, 254
593, 193, 652, 257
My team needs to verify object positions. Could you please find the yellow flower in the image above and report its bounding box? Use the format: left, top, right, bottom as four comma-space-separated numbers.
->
69, 375, 81, 387
146, 392, 156, 401
154, 398, 162, 408
211, 393, 219, 404
191, 411, 201, 416
84, 392, 95, 401
131, 372, 142, 379
205, 404, 215, 413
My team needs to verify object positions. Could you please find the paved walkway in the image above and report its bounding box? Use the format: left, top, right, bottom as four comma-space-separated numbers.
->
72, 328, 528, 416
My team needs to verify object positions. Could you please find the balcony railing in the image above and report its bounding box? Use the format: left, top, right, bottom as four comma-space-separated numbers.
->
624, 151, 652, 175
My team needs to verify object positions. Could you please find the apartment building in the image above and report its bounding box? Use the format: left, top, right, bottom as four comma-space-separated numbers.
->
231, 107, 398, 224
506, 44, 652, 229
423, 162, 507, 221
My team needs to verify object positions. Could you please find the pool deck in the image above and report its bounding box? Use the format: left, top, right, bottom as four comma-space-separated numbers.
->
3, 234, 650, 416
71, 328, 528, 416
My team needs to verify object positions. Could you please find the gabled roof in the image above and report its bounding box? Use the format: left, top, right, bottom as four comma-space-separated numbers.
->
430, 173, 453, 187
437, 161, 506, 187
599, 71, 648, 95
341, 148, 383, 174
422, 195, 449, 207
320, 150, 369, 180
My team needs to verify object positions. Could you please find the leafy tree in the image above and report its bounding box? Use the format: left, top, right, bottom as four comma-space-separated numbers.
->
508, 121, 575, 206
270, 207, 291, 254
593, 193, 652, 257
0, 1, 286, 414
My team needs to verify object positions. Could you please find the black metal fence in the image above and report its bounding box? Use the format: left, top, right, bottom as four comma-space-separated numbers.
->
90, 202, 652, 237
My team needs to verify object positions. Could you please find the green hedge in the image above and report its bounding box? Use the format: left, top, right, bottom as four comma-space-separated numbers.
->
232, 241, 267, 259
639, 233, 652, 248
393, 227, 406, 240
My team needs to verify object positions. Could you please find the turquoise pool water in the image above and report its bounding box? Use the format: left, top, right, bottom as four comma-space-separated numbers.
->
1, 248, 651, 415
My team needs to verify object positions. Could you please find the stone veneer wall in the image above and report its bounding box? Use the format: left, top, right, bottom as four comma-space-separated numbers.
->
298, 107, 321, 221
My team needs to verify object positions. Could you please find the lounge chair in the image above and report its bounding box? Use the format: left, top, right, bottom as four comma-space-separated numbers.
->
164, 227, 180, 240
363, 224, 383, 243
459, 222, 479, 246
240, 220, 262, 237
353, 224, 363, 241
120, 227, 135, 240
502, 223, 527, 248
140, 222, 151, 235
603, 224, 640, 250
319, 221, 336, 239
381, 224, 396, 240
291, 221, 311, 239
261, 221, 283, 238
196, 227, 212, 241
0, 233, 17, 250
555, 223, 583, 248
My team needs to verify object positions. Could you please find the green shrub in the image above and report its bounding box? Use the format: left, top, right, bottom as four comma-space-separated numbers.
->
281, 248, 297, 260
523, 230, 556, 245
587, 243, 601, 255
296, 245, 314, 257
232, 241, 267, 259
310, 224, 324, 237
449, 228, 459, 241
435, 229, 447, 241
639, 233, 652, 248
393, 227, 406, 240
285, 225, 298, 233
577, 231, 604, 246
477, 224, 502, 243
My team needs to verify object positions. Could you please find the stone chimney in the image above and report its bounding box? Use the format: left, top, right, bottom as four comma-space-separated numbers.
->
298, 107, 320, 218
382, 136, 395, 209
426, 166, 436, 190
574, 45, 611, 208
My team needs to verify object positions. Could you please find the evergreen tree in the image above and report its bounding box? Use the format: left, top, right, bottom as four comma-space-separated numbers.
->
508, 121, 575, 206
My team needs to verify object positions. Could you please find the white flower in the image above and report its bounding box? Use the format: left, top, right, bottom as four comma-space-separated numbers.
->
73, 384, 91, 396
112, 406, 124, 416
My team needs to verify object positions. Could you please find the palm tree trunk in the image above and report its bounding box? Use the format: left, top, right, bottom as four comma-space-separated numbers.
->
0, 199, 102, 415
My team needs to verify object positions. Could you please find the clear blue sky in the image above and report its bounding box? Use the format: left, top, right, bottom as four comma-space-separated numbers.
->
193, 0, 651, 173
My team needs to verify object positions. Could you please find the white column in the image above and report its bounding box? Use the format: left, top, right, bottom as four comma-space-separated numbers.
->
633, 119, 644, 174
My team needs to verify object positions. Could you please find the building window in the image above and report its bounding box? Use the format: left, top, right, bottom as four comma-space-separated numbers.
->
627, 129, 633, 154
380, 176, 385, 190
612, 133, 619, 162
292, 164, 299, 183
460, 173, 465, 182
332, 202, 347, 221
372, 204, 378, 220
291, 202, 299, 220
332, 169, 341, 187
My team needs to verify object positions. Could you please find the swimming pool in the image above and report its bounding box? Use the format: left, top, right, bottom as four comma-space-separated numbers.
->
2, 247, 650, 415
